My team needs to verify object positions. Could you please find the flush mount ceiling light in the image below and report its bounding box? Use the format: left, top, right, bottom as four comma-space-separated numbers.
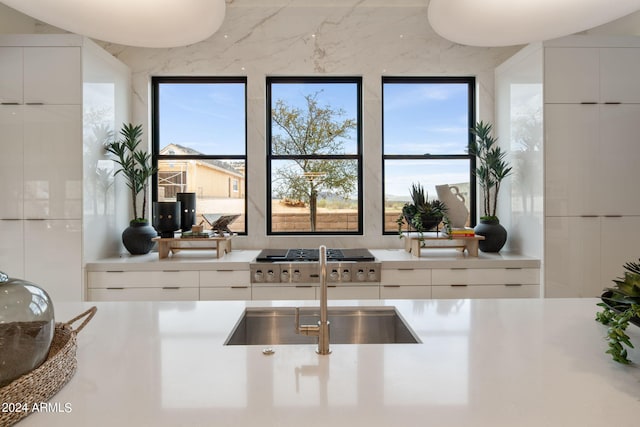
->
0, 0, 226, 48
427, 0, 640, 47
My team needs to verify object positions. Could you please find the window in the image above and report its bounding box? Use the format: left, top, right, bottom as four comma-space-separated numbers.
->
152, 77, 247, 234
267, 77, 362, 235
382, 76, 476, 234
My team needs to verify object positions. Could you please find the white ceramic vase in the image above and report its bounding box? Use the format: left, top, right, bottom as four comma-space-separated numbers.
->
435, 184, 469, 229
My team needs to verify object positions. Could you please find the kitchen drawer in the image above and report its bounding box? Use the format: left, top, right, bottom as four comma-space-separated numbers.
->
200, 286, 251, 301
381, 268, 431, 286
87, 287, 199, 301
431, 284, 540, 299
326, 285, 379, 300
87, 270, 199, 288
380, 285, 431, 299
200, 270, 249, 287
431, 268, 539, 286
252, 285, 315, 301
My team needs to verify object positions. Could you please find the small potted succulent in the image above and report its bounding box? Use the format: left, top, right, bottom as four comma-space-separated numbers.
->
596, 259, 640, 364
105, 123, 158, 255
396, 183, 448, 240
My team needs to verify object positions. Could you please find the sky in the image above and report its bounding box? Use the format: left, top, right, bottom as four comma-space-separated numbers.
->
157, 80, 471, 199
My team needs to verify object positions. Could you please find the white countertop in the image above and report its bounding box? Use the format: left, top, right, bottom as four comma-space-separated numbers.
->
86, 249, 539, 271
15, 298, 639, 426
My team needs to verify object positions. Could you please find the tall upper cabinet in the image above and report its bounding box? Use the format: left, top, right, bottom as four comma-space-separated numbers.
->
544, 36, 640, 297
0, 35, 130, 302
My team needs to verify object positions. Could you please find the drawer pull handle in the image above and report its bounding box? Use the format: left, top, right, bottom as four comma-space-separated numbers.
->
505, 283, 522, 287
579, 101, 597, 104
295, 285, 312, 288
25, 102, 44, 105
383, 285, 401, 288
603, 101, 621, 104
397, 268, 415, 271
451, 268, 467, 271
217, 269, 234, 272
451, 284, 467, 287
162, 286, 180, 290
505, 267, 522, 270
1, 102, 20, 105
604, 215, 622, 218
106, 287, 124, 290
162, 270, 180, 273
106, 271, 124, 273
230, 286, 248, 289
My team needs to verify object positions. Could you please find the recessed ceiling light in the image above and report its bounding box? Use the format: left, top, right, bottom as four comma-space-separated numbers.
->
0, 0, 226, 48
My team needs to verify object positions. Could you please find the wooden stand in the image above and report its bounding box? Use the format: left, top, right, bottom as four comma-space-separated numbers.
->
403, 233, 485, 257
152, 236, 233, 259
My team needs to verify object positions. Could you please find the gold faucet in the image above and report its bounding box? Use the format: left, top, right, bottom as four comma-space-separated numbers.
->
295, 245, 331, 354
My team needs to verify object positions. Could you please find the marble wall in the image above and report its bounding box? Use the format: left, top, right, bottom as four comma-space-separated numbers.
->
98, 1, 521, 249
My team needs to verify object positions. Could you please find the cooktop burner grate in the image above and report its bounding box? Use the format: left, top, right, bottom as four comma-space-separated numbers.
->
254, 248, 375, 262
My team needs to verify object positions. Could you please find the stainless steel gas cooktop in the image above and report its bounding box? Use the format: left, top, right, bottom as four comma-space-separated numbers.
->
254, 248, 375, 262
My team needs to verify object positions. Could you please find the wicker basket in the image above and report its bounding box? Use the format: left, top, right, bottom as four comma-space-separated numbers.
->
0, 307, 97, 427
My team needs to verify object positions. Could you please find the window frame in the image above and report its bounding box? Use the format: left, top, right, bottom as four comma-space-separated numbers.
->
381, 76, 477, 234
266, 76, 364, 235
151, 76, 248, 235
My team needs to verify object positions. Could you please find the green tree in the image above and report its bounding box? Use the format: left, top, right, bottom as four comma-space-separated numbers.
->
271, 92, 357, 231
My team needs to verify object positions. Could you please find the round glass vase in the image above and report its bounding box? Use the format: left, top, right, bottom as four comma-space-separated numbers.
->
0, 271, 55, 387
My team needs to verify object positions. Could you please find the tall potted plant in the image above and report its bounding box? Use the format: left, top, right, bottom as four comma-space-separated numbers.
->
105, 123, 158, 254
469, 121, 512, 252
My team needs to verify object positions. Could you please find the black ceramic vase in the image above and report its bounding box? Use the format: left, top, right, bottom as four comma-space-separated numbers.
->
474, 218, 507, 252
122, 221, 157, 255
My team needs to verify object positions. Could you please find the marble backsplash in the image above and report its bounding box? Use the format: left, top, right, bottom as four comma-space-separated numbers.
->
98, 0, 521, 249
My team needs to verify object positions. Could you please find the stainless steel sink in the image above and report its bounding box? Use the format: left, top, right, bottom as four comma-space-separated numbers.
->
225, 306, 421, 345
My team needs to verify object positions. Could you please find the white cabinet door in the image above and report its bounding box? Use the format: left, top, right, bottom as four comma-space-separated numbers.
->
600, 216, 640, 292
23, 47, 81, 105
326, 285, 379, 300
0, 106, 24, 219
0, 47, 23, 104
380, 285, 431, 299
600, 48, 640, 103
88, 287, 199, 302
252, 286, 315, 301
545, 104, 599, 216
0, 220, 24, 278
598, 104, 640, 216
23, 105, 82, 219
381, 268, 431, 286
544, 48, 599, 103
431, 284, 539, 299
545, 216, 601, 297
24, 219, 82, 301
200, 287, 251, 301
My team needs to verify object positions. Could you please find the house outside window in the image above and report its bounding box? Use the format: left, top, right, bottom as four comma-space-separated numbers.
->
266, 76, 362, 235
382, 76, 476, 234
152, 76, 247, 234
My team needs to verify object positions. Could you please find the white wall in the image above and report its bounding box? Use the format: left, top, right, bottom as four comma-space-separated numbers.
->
97, 0, 519, 250
0, 4, 36, 33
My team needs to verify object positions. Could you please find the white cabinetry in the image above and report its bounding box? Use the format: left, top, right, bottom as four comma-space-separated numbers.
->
0, 35, 130, 302
543, 38, 640, 297
380, 268, 431, 299
200, 270, 251, 301
87, 271, 199, 301
252, 285, 315, 301
431, 268, 540, 299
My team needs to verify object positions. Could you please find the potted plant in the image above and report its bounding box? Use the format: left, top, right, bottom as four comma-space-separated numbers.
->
105, 123, 158, 255
469, 121, 512, 252
596, 259, 640, 364
396, 183, 448, 240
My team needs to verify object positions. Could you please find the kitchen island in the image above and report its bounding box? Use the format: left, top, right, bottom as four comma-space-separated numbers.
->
14, 298, 640, 426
